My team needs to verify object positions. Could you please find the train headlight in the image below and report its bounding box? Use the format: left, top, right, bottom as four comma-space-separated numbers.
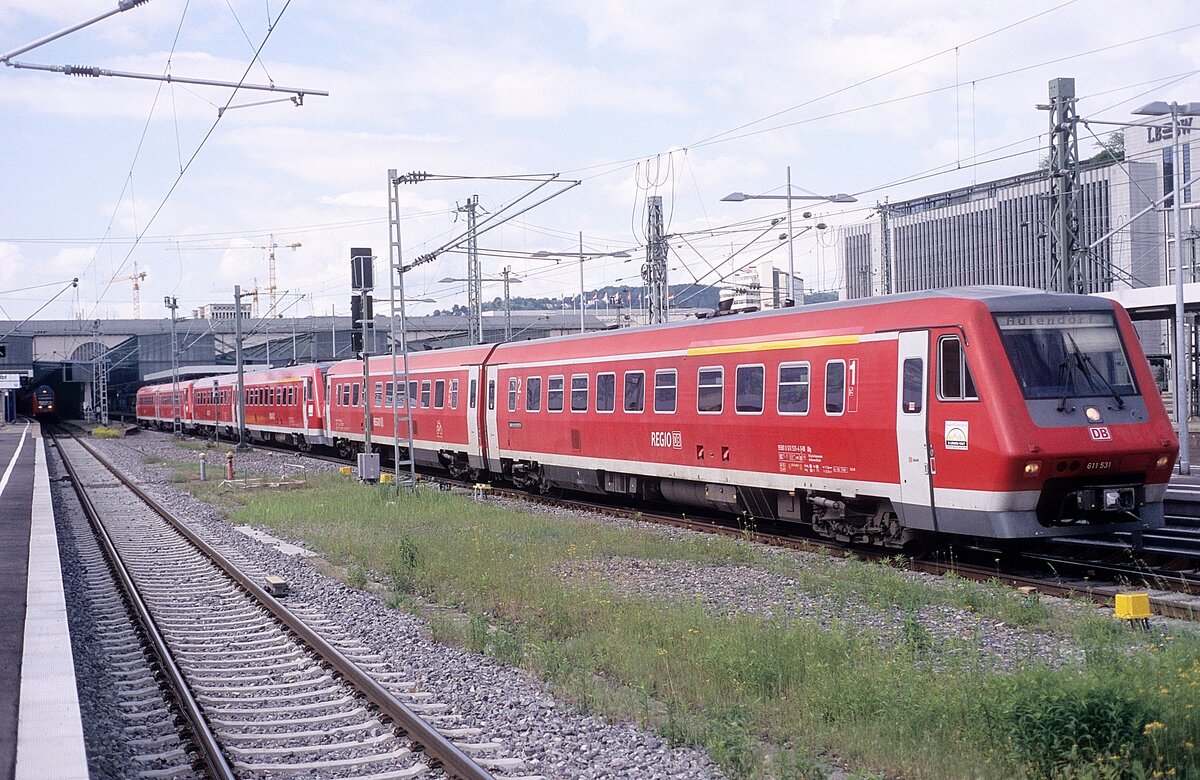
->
1155, 455, 1171, 469
1023, 461, 1041, 477
1085, 406, 1102, 422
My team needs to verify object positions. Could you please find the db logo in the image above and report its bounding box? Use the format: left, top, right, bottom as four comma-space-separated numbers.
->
1089, 426, 1112, 441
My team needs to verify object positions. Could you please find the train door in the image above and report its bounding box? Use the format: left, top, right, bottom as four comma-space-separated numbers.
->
466, 366, 486, 471
485, 365, 501, 473
896, 330, 937, 531
302, 376, 314, 431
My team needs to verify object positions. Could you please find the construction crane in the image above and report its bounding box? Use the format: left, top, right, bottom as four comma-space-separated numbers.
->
265, 235, 302, 316
105, 261, 147, 318
171, 236, 299, 316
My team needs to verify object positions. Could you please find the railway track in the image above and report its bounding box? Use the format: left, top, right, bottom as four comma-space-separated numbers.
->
52, 431, 509, 780
51, 453, 205, 779
133, 426, 1200, 622
457, 481, 1200, 622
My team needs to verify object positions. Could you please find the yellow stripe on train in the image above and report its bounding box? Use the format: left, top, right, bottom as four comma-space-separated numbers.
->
687, 334, 861, 357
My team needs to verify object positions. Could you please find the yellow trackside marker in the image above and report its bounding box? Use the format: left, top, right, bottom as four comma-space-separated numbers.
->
1114, 592, 1151, 629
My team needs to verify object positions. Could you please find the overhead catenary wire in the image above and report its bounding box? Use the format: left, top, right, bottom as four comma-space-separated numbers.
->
83, 0, 298, 323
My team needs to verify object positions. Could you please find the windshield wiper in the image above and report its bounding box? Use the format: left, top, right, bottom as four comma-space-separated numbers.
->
1065, 333, 1126, 410
1056, 356, 1077, 412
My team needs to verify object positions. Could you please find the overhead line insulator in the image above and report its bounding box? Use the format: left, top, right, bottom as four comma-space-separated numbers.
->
64, 64, 101, 77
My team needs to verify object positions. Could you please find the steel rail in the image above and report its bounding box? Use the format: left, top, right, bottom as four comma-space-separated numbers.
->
136, 426, 1200, 622
462, 481, 1200, 622
52, 434, 236, 780
68, 432, 494, 780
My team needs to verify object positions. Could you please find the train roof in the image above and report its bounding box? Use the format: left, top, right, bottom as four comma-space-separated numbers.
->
474, 286, 1118, 358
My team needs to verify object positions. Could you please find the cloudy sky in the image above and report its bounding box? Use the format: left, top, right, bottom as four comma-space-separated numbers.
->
1, 0, 1198, 322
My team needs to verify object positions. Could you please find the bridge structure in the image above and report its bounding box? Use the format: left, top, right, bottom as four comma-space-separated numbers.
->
0, 312, 600, 420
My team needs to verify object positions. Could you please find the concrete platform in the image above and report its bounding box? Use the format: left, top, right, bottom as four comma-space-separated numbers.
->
0, 421, 88, 779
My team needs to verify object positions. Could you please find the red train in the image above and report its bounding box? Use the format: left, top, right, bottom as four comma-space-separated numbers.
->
137, 287, 1178, 547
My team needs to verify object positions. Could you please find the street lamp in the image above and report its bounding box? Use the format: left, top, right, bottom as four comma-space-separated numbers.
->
163, 296, 180, 436
722, 167, 856, 306
1133, 100, 1200, 475
438, 273, 522, 342
533, 232, 632, 332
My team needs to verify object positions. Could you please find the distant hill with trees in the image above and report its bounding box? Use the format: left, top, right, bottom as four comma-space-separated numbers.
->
431, 282, 837, 316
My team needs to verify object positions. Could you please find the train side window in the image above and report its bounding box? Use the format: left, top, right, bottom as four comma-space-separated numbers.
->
902, 358, 924, 414
624, 371, 645, 413
526, 377, 542, 412
548, 376, 564, 412
778, 362, 810, 415
654, 369, 677, 413
825, 361, 846, 416
469, 378, 477, 410
508, 378, 519, 412
571, 374, 589, 412
385, 382, 394, 407
487, 379, 495, 411
421, 380, 432, 408
596, 372, 616, 413
938, 336, 979, 401
352, 383, 361, 408
374, 382, 384, 408
697, 367, 723, 414
434, 379, 446, 409
305, 378, 313, 402
736, 364, 765, 414
450, 378, 459, 410
409, 381, 418, 409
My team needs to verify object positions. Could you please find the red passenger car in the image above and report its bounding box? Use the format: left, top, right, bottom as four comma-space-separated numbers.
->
324, 347, 492, 476
200, 365, 328, 449
483, 288, 1176, 546
135, 383, 191, 429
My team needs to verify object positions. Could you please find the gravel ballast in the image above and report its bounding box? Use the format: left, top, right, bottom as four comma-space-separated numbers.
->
72, 428, 1152, 778
77, 431, 726, 779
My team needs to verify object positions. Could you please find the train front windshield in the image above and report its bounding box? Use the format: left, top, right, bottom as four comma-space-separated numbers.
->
995, 311, 1138, 400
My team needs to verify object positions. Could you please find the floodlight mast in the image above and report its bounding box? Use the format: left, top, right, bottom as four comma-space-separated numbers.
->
722, 169, 856, 306
1132, 99, 1200, 475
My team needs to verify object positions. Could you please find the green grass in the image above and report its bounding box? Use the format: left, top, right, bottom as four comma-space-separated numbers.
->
187, 474, 1200, 779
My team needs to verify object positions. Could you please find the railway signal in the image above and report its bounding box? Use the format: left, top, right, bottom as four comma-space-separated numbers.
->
351, 248, 380, 482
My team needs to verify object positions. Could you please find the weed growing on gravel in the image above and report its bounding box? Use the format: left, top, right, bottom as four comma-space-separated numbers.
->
213, 475, 1200, 779
976, 637, 1200, 779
